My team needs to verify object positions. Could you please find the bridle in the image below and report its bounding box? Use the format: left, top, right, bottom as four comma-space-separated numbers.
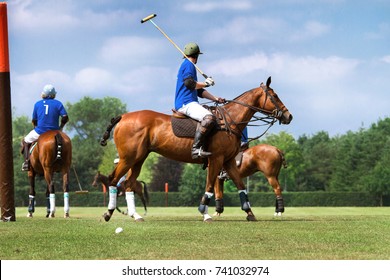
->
211, 85, 287, 140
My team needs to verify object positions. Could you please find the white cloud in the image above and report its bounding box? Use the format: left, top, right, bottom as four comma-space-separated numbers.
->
209, 53, 360, 84
183, 1, 252, 12
8, 0, 137, 33
290, 21, 331, 41
205, 17, 284, 44
381, 55, 390, 64
99, 36, 170, 66
8, 0, 80, 32
74, 67, 114, 93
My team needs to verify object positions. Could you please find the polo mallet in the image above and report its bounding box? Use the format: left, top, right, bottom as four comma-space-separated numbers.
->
141, 14, 209, 79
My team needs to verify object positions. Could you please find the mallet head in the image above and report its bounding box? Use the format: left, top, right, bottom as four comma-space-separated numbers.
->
141, 14, 157, 23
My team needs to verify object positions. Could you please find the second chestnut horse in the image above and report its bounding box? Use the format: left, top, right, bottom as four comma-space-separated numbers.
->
214, 144, 287, 217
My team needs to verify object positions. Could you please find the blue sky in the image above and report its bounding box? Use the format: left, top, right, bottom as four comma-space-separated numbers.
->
5, 0, 390, 138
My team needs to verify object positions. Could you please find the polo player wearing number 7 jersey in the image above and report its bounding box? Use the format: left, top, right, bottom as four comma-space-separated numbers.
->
21, 84, 69, 171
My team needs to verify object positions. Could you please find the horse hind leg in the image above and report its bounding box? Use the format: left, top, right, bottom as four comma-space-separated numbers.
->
48, 193, 56, 218
27, 175, 36, 218
123, 162, 147, 222
63, 192, 70, 218
125, 191, 144, 222
45, 176, 56, 218
62, 171, 70, 218
27, 195, 35, 218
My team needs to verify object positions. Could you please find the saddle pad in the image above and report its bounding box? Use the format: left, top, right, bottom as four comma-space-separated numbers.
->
29, 142, 38, 154
171, 116, 198, 138
235, 151, 244, 167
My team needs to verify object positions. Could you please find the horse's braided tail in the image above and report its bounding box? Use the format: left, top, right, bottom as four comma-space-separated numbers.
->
55, 132, 63, 160
100, 115, 122, 146
278, 149, 288, 169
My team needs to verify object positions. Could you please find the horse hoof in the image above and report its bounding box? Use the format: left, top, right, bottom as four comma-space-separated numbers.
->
274, 212, 282, 217
103, 212, 111, 222
64, 213, 70, 218
213, 212, 221, 217
27, 213, 33, 218
204, 218, 213, 223
246, 215, 257, 222
49, 213, 55, 218
135, 218, 144, 222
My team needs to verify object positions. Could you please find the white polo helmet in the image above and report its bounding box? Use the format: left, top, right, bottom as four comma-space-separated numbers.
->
41, 84, 57, 99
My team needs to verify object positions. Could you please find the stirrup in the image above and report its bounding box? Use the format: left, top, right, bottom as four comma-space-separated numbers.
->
218, 170, 229, 180
191, 147, 212, 159
21, 161, 30, 171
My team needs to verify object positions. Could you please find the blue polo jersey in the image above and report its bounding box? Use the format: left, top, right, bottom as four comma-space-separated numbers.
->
32, 98, 67, 134
175, 59, 203, 110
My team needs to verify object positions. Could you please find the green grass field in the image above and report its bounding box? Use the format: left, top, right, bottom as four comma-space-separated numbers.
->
1, 207, 389, 260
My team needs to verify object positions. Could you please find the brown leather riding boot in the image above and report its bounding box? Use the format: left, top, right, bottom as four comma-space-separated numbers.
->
191, 130, 212, 159
21, 141, 31, 171
191, 115, 217, 159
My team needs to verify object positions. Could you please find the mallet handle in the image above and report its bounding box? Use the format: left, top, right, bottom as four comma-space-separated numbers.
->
141, 14, 209, 79
141, 14, 157, 23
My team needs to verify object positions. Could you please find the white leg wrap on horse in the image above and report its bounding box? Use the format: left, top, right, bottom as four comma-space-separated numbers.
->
203, 206, 212, 221
205, 192, 213, 198
49, 193, 56, 213
63, 192, 70, 213
238, 189, 247, 195
108, 186, 117, 210
126, 191, 136, 217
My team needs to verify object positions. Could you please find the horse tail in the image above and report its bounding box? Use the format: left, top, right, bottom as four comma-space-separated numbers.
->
278, 148, 288, 169
100, 115, 122, 146
55, 132, 63, 161
139, 180, 149, 204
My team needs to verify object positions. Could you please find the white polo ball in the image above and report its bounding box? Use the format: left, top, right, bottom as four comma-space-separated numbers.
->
115, 227, 123, 234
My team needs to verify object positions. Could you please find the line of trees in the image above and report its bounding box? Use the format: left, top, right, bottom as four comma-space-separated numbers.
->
11, 97, 390, 206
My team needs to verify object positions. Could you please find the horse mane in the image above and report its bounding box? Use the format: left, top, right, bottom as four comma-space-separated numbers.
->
277, 148, 288, 169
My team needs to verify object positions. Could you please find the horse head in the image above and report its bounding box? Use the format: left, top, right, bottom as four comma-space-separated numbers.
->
258, 76, 293, 125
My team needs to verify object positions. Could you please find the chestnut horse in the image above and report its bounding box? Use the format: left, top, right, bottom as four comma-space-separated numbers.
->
100, 77, 292, 222
91, 171, 149, 215
214, 144, 287, 217
26, 130, 72, 218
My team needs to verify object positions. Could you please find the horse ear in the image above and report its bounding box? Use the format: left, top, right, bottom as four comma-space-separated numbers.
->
266, 76, 271, 87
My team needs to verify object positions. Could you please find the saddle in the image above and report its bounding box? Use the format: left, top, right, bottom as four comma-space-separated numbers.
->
171, 106, 225, 138
171, 110, 198, 138
22, 133, 63, 160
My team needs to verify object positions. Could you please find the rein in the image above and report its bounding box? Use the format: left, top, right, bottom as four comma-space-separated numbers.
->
206, 86, 282, 141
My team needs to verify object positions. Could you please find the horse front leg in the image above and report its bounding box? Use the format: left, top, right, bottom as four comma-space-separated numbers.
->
225, 159, 256, 221
27, 171, 36, 218
198, 160, 221, 222
269, 177, 284, 216
213, 177, 225, 216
